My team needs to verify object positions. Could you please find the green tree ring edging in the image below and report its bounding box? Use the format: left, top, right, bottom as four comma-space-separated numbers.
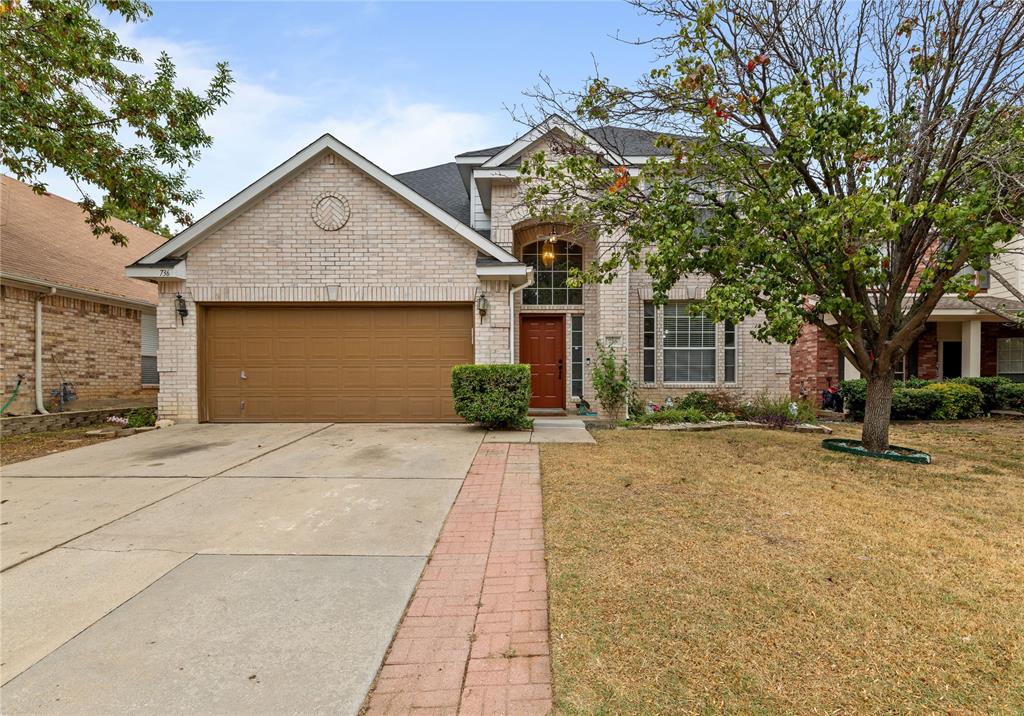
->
821, 439, 932, 464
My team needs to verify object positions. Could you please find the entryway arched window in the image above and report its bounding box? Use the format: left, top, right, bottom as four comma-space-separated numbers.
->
521, 239, 583, 305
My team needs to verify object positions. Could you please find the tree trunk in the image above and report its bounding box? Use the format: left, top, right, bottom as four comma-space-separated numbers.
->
861, 371, 894, 452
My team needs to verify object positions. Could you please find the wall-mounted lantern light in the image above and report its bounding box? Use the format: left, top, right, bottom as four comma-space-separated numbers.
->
174, 293, 189, 325
476, 292, 489, 320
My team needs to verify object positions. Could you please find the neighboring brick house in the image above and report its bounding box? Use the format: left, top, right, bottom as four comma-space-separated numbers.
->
790, 276, 1024, 400
1, 176, 166, 415
127, 121, 798, 424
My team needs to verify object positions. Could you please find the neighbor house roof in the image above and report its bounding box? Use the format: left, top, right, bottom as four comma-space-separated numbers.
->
0, 175, 163, 306
394, 162, 471, 226
933, 295, 1024, 315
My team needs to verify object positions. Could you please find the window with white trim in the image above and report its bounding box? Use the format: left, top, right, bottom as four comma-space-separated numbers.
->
642, 302, 656, 383
570, 315, 584, 398
997, 337, 1024, 381
724, 320, 737, 383
141, 313, 159, 385
663, 303, 716, 383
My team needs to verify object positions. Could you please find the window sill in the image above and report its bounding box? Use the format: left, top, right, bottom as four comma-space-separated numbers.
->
141, 384, 160, 390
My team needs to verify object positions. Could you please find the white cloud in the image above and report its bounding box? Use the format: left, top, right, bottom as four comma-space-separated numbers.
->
39, 21, 509, 227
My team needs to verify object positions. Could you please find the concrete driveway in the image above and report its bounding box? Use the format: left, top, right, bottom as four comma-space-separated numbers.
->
0, 423, 483, 715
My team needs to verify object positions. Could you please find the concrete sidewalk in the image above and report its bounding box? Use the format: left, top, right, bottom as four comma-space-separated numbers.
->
485, 417, 596, 444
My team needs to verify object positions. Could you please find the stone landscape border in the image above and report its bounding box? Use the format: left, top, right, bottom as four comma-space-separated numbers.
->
0, 407, 147, 437
625, 420, 833, 434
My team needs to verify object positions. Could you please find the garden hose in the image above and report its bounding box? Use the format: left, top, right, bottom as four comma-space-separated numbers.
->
2, 374, 24, 413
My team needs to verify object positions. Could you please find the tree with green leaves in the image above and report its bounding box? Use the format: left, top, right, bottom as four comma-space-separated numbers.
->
520, 0, 1024, 451
1, 0, 232, 245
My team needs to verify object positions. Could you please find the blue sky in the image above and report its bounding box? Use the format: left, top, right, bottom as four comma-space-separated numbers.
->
46, 1, 665, 221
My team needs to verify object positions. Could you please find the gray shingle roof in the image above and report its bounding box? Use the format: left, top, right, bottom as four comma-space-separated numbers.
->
455, 125, 695, 160
393, 162, 471, 226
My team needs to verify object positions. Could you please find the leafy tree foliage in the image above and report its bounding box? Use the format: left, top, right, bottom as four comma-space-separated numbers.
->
1, 0, 232, 245
521, 0, 1024, 450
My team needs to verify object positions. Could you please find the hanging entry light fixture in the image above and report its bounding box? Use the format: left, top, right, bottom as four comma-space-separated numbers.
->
541, 227, 558, 267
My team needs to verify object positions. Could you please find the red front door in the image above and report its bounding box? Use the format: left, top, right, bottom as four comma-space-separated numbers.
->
520, 315, 565, 409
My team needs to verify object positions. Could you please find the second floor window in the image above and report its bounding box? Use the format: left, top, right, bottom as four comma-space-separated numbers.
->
521, 239, 583, 305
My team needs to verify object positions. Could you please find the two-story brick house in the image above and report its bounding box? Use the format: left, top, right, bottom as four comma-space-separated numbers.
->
127, 117, 1020, 423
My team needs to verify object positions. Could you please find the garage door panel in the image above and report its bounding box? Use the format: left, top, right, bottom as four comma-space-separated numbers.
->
209, 396, 242, 419
241, 366, 274, 389
208, 337, 242, 361
308, 337, 341, 361
204, 305, 472, 422
243, 337, 276, 362
439, 336, 472, 361
340, 339, 372, 360
308, 366, 342, 389
275, 338, 307, 361
404, 338, 439, 360
209, 366, 241, 390
374, 338, 409, 361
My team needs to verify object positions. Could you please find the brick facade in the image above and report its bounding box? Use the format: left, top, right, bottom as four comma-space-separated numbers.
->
1, 284, 151, 415
789, 322, 841, 398
155, 150, 513, 422
981, 322, 1024, 376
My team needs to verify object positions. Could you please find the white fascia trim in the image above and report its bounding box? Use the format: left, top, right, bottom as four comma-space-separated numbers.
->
1, 272, 157, 310
481, 116, 625, 169
477, 265, 530, 277
125, 262, 187, 280
473, 168, 521, 179
136, 134, 518, 266
455, 156, 490, 165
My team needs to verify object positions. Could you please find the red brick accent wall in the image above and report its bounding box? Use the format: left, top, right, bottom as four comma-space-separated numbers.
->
916, 324, 939, 379
1, 284, 146, 415
789, 323, 840, 398
981, 322, 1024, 377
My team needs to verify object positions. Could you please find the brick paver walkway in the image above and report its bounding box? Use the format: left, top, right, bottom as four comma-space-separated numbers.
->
364, 442, 552, 715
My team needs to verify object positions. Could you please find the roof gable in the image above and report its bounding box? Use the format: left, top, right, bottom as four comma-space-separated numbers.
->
136, 134, 517, 266
481, 116, 626, 169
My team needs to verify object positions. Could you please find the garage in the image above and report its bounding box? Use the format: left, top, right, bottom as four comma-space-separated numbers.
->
201, 305, 474, 422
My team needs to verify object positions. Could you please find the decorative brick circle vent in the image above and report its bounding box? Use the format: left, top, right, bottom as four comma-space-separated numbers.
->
311, 192, 350, 231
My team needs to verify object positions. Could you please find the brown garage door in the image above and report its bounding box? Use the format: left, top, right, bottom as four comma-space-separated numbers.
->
202, 305, 473, 422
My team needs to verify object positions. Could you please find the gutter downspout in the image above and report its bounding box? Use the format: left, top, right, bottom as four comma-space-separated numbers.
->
35, 288, 55, 414
508, 272, 534, 363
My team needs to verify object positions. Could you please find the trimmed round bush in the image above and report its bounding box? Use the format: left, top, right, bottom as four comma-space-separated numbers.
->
930, 382, 984, 420
889, 388, 942, 420
451, 364, 532, 429
949, 376, 1011, 414
995, 381, 1024, 411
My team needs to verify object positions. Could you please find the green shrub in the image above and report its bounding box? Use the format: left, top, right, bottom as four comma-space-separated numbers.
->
995, 381, 1024, 411
889, 388, 943, 420
930, 382, 984, 420
839, 379, 868, 419
630, 407, 708, 425
839, 378, 983, 420
451, 364, 532, 429
677, 391, 718, 415
125, 407, 156, 428
592, 341, 631, 419
949, 376, 1010, 414
739, 392, 816, 428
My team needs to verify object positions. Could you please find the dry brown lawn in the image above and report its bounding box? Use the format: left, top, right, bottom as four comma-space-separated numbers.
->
541, 419, 1024, 715
0, 427, 114, 465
